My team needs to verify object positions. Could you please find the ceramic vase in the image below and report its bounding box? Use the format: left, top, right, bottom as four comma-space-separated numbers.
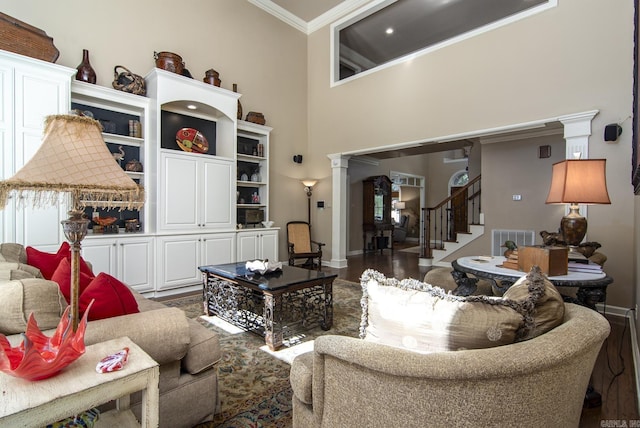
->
75, 49, 97, 84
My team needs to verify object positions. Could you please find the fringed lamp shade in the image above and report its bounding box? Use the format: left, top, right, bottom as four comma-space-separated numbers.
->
0, 114, 145, 332
0, 114, 144, 209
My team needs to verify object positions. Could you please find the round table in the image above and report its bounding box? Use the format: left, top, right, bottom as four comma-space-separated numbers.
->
451, 256, 613, 310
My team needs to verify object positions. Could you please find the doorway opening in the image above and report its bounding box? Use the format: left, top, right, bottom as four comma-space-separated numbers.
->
449, 170, 469, 238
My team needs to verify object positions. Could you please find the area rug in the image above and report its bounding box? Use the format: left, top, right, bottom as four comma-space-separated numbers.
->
162, 279, 363, 428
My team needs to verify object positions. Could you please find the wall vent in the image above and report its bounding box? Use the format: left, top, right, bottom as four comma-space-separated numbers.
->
491, 229, 536, 256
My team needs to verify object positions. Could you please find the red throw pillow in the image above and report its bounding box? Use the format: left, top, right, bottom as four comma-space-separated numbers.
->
51, 257, 95, 304
27, 242, 70, 279
26, 242, 93, 280
79, 273, 139, 321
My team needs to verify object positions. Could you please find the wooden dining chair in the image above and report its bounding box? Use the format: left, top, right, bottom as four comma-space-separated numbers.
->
286, 221, 325, 271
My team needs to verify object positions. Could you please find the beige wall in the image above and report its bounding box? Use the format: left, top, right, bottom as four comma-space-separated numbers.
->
306, 0, 635, 308
2, 0, 309, 259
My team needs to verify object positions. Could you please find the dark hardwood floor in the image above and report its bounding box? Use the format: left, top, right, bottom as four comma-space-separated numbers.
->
323, 242, 639, 426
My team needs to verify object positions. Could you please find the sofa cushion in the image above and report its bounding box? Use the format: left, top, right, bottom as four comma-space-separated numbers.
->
0, 262, 43, 280
79, 273, 139, 321
0, 278, 66, 335
360, 267, 561, 353
26, 242, 93, 280
0, 243, 27, 263
181, 318, 221, 375
83, 307, 191, 366
51, 257, 94, 303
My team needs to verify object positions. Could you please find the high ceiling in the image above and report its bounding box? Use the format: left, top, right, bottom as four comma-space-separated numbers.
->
252, 0, 562, 160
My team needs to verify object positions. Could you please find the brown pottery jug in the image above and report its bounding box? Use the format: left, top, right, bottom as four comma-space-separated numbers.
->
154, 51, 184, 75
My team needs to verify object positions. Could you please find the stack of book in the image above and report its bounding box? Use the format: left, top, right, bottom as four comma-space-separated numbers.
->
500, 250, 519, 270
567, 261, 603, 274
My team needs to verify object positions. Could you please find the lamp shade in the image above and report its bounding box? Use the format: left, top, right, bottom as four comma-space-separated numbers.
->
545, 159, 611, 205
0, 114, 144, 210
302, 179, 317, 188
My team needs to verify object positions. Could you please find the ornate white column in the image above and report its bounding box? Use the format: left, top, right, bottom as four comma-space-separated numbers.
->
328, 154, 350, 268
559, 110, 598, 160
558, 110, 599, 220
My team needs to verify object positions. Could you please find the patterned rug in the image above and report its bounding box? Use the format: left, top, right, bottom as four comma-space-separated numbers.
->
162, 279, 363, 428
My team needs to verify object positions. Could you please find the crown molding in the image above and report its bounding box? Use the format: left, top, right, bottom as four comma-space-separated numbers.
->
248, 0, 307, 32
307, 0, 373, 34
248, 0, 373, 35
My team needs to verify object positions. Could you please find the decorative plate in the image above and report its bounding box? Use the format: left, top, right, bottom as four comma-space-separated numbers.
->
176, 128, 209, 154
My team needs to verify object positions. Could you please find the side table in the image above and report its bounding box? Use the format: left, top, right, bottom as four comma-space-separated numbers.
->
0, 336, 159, 427
451, 256, 613, 310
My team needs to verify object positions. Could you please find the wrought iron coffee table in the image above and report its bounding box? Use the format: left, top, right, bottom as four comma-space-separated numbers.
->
199, 263, 336, 350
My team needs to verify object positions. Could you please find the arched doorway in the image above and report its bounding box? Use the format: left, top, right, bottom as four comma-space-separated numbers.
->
449, 170, 469, 237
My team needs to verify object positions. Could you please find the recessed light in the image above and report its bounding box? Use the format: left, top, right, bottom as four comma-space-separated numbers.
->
187, 104, 197, 110
385, 27, 394, 35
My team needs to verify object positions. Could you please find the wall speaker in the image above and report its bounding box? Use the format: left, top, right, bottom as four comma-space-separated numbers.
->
293, 154, 303, 163
604, 124, 622, 142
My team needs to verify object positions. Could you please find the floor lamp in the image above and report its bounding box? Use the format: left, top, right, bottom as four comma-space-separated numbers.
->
302, 180, 317, 225
0, 114, 145, 331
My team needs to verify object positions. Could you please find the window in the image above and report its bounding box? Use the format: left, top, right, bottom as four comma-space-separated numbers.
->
451, 171, 469, 187
333, 0, 555, 83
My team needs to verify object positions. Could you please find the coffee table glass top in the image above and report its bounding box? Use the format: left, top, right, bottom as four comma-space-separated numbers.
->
199, 263, 337, 290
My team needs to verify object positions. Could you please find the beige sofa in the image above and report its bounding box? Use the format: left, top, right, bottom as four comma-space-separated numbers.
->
290, 302, 609, 427
0, 243, 220, 427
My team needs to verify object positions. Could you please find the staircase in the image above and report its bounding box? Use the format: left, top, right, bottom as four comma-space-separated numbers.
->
419, 175, 484, 266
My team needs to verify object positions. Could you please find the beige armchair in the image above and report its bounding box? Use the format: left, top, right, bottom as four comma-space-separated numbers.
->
290, 303, 609, 427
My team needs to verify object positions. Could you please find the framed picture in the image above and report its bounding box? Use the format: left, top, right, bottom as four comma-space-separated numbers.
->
633, 0, 640, 194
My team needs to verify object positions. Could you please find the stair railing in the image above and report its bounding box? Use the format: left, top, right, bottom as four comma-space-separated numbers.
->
420, 175, 481, 259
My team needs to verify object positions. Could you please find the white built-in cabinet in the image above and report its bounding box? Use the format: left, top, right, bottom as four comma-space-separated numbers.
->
155, 232, 236, 296
145, 68, 278, 296
81, 237, 155, 294
159, 151, 234, 231
0, 50, 75, 251
237, 229, 278, 262
70, 80, 155, 294
1, 50, 279, 297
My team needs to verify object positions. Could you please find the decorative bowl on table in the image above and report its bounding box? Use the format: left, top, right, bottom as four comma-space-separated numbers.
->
262, 221, 274, 228
245, 259, 282, 275
0, 303, 92, 381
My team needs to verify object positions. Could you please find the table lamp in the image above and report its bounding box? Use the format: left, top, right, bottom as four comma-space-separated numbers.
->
545, 159, 610, 259
0, 114, 145, 331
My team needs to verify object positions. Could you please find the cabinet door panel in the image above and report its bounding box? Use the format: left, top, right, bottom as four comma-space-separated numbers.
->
119, 240, 154, 293
16, 206, 64, 251
202, 233, 236, 266
82, 240, 117, 276
157, 236, 200, 290
236, 232, 258, 262
260, 231, 279, 262
161, 154, 199, 229
202, 159, 233, 228
16, 73, 66, 131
